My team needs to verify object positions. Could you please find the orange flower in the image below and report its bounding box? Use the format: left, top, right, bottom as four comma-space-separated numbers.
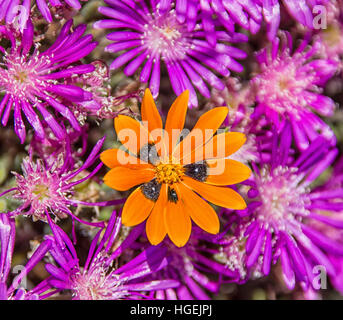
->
101, 89, 251, 247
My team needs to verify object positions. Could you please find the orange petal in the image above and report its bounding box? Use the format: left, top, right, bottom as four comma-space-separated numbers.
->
146, 184, 167, 245
173, 107, 228, 161
182, 176, 247, 210
164, 186, 192, 247
164, 90, 189, 154
178, 183, 219, 234
114, 115, 151, 155
141, 88, 163, 134
103, 166, 154, 191
182, 131, 247, 164
122, 187, 154, 227
140, 89, 167, 158
206, 159, 251, 185
100, 148, 152, 169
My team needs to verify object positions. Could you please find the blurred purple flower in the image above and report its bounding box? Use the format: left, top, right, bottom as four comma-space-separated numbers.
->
251, 32, 338, 150
43, 211, 179, 300
314, 1, 343, 65
0, 137, 114, 229
170, 0, 328, 40
68, 60, 140, 120
168, 0, 262, 45
0, 213, 52, 300
305, 156, 343, 294
210, 220, 257, 284
94, 0, 247, 107
259, 0, 328, 39
0, 20, 97, 143
148, 231, 226, 300
231, 123, 343, 290
28, 122, 89, 169
0, 0, 86, 31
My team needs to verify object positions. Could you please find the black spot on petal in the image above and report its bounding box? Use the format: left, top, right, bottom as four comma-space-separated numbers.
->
142, 179, 161, 202
168, 187, 178, 203
184, 162, 208, 182
138, 143, 159, 165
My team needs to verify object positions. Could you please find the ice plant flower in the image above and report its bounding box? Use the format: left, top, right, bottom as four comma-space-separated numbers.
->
0, 137, 107, 229
101, 89, 251, 247
0, 213, 52, 300
167, 0, 327, 40
94, 0, 247, 107
208, 77, 275, 164
237, 123, 343, 290
314, 1, 343, 64
149, 230, 233, 300
0, 20, 97, 143
43, 211, 179, 300
251, 32, 338, 150
68, 60, 140, 121
258, 0, 328, 39
0, 0, 86, 31
165, 0, 262, 45
28, 123, 89, 169
303, 156, 343, 294
210, 219, 255, 284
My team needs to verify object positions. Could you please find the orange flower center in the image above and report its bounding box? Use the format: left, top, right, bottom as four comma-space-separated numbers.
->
155, 161, 184, 185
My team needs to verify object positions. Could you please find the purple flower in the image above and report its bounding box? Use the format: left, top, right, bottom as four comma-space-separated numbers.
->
0, 137, 111, 229
94, 0, 247, 107
304, 156, 343, 294
314, 1, 343, 64
207, 77, 278, 166
251, 32, 338, 150
147, 231, 225, 300
0, 20, 97, 143
28, 122, 89, 169
231, 123, 343, 290
170, 0, 327, 40
168, 0, 262, 45
208, 78, 261, 164
210, 221, 256, 284
42, 211, 179, 300
0, 213, 52, 300
259, 0, 328, 39
0, 0, 86, 31
68, 60, 141, 120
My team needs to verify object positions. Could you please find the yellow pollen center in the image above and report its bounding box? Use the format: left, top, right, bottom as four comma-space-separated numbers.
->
323, 24, 341, 46
14, 71, 28, 83
161, 26, 180, 40
33, 184, 50, 201
155, 161, 184, 185
278, 78, 289, 90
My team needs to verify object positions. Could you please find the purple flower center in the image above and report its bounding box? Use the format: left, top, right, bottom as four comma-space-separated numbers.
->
142, 10, 191, 60
70, 255, 127, 300
216, 236, 248, 280
254, 165, 310, 231
1, 51, 52, 102
13, 158, 70, 220
322, 24, 342, 47
253, 55, 316, 119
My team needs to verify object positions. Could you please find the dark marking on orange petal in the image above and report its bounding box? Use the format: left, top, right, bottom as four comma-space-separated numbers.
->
168, 187, 178, 203
138, 143, 159, 165
184, 162, 208, 182
141, 179, 161, 202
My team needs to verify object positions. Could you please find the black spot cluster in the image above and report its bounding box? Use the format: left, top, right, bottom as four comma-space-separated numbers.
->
168, 187, 178, 203
184, 162, 208, 182
138, 143, 159, 165
141, 179, 161, 202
